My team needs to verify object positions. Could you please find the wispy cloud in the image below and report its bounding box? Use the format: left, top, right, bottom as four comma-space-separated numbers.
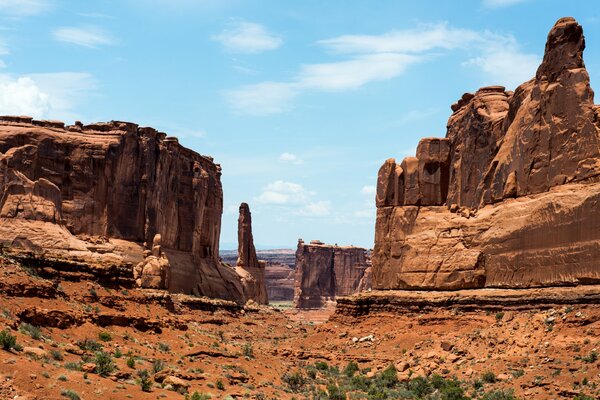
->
279, 152, 303, 164
361, 185, 375, 195
482, 0, 529, 8
0, 0, 51, 16
53, 26, 115, 48
213, 20, 282, 54
224, 22, 539, 115
0, 72, 96, 120
255, 180, 331, 217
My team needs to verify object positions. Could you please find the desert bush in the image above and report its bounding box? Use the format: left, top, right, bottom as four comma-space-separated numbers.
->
481, 371, 497, 384
138, 369, 152, 392
95, 351, 115, 377
64, 362, 81, 371
482, 389, 517, 400
158, 342, 170, 352
153, 359, 165, 373
50, 349, 63, 361
0, 329, 18, 351
60, 389, 80, 400
343, 361, 359, 377
216, 379, 225, 390
76, 338, 103, 352
243, 342, 254, 358
98, 331, 112, 342
281, 370, 306, 392
19, 323, 42, 339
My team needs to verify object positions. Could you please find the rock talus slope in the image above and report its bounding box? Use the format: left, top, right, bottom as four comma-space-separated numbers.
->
0, 118, 245, 302
373, 17, 600, 290
294, 239, 370, 308
234, 202, 268, 304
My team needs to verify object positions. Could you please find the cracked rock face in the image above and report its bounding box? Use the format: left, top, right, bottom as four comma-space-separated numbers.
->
0, 119, 245, 302
373, 17, 600, 290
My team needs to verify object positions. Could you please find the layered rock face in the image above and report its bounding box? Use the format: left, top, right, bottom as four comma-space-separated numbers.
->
294, 240, 370, 308
373, 17, 600, 290
264, 262, 295, 301
0, 118, 245, 302
234, 203, 268, 304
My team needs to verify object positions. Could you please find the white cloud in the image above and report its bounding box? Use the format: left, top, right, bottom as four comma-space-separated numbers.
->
255, 180, 331, 217
298, 53, 420, 91
224, 82, 297, 116
213, 21, 282, 54
318, 23, 479, 54
0, 76, 50, 117
298, 200, 331, 217
361, 185, 375, 195
465, 45, 539, 89
53, 26, 115, 48
0, 0, 50, 16
482, 0, 528, 8
224, 22, 539, 115
0, 72, 96, 120
279, 152, 303, 164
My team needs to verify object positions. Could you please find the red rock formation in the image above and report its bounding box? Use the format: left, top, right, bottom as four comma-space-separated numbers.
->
373, 17, 600, 290
264, 262, 295, 301
234, 203, 268, 304
294, 239, 370, 309
0, 119, 245, 302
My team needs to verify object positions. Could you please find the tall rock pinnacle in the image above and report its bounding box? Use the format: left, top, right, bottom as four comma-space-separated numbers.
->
235, 203, 268, 304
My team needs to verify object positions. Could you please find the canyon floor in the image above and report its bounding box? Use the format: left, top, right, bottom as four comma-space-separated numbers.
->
1, 255, 599, 400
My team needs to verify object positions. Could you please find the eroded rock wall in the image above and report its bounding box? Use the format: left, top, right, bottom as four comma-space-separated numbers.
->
294, 240, 370, 308
373, 17, 600, 290
0, 118, 245, 302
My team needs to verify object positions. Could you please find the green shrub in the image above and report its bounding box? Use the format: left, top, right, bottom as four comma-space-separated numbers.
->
19, 323, 42, 340
281, 371, 306, 392
326, 383, 346, 400
98, 331, 112, 342
343, 361, 359, 377
114, 348, 122, 358
153, 359, 165, 374
127, 356, 136, 369
95, 351, 115, 377
0, 329, 17, 351
481, 371, 497, 384
138, 369, 152, 392
408, 376, 433, 397
482, 389, 517, 400
373, 364, 398, 389
158, 342, 170, 352
216, 379, 225, 390
243, 342, 254, 358
50, 349, 63, 361
187, 392, 211, 400
495, 312, 504, 321
64, 362, 81, 371
60, 389, 81, 400
314, 361, 329, 371
76, 339, 103, 352
58, 375, 68, 381
582, 351, 598, 363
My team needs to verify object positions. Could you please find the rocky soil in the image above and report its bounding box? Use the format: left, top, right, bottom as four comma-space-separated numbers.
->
1, 255, 599, 399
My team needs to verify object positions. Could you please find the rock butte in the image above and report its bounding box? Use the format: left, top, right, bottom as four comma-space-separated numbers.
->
294, 239, 371, 309
373, 17, 600, 290
0, 118, 253, 302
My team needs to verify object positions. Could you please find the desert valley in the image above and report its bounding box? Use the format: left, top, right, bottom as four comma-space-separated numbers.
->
1, 9, 600, 400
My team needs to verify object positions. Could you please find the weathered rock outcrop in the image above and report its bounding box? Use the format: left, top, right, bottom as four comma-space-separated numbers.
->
0, 118, 245, 302
234, 203, 268, 304
264, 262, 295, 301
373, 17, 600, 290
294, 239, 370, 308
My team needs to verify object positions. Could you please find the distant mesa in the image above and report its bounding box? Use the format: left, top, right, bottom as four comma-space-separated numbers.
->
373, 17, 600, 290
294, 238, 371, 309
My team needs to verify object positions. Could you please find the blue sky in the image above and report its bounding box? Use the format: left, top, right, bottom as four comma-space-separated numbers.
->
0, 0, 599, 249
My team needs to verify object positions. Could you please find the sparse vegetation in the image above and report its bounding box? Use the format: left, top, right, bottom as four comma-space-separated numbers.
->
243, 342, 254, 358
98, 331, 112, 342
158, 342, 170, 352
216, 379, 225, 390
582, 351, 598, 363
0, 329, 18, 351
481, 389, 517, 400
64, 362, 81, 371
482, 371, 497, 384
138, 369, 152, 392
50, 349, 63, 361
94, 351, 115, 377
60, 389, 81, 400
187, 392, 211, 400
77, 338, 103, 352
153, 359, 165, 373
19, 322, 42, 340
127, 356, 136, 369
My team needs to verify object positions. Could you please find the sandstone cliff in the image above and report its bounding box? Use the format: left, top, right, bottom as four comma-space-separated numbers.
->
0, 118, 245, 302
294, 239, 370, 308
234, 203, 268, 304
373, 17, 600, 290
